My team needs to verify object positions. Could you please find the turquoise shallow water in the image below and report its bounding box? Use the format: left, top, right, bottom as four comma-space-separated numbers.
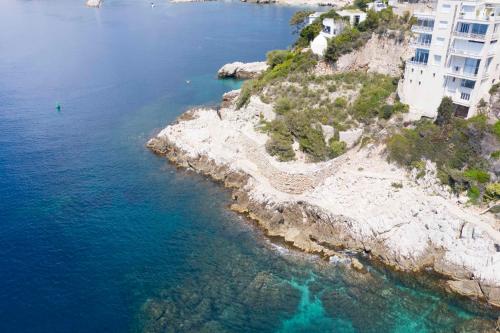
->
0, 0, 498, 332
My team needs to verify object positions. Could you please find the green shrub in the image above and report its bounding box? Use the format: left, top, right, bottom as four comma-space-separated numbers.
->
296, 23, 322, 48
435, 97, 454, 126
334, 97, 348, 108
467, 186, 480, 202
351, 74, 396, 122
324, 28, 369, 63
391, 182, 403, 189
463, 169, 490, 184
286, 112, 329, 161
491, 151, 500, 159
329, 139, 346, 158
274, 97, 293, 115
265, 120, 295, 161
327, 84, 337, 92
289, 10, 315, 33
485, 183, 500, 201
379, 104, 393, 119
358, 10, 379, 31
494, 120, 500, 140
237, 80, 254, 109
393, 101, 409, 114
266, 50, 292, 69
489, 82, 500, 95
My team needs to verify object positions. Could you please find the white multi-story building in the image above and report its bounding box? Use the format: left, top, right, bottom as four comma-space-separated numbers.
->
399, 0, 500, 118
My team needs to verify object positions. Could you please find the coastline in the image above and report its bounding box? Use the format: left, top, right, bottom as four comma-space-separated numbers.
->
148, 92, 500, 310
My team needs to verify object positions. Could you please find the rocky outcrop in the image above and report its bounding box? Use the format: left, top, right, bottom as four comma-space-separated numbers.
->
86, 0, 102, 7
490, 89, 500, 118
148, 93, 500, 308
218, 61, 268, 79
336, 32, 412, 77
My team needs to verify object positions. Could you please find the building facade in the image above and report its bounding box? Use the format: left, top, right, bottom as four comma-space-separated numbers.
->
399, 0, 500, 118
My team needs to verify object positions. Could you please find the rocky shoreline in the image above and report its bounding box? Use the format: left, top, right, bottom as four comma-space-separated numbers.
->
148, 91, 500, 310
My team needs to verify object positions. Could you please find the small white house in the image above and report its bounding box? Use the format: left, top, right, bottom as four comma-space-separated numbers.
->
367, 1, 387, 12
337, 9, 367, 25
311, 18, 347, 55
310, 10, 367, 56
308, 12, 323, 25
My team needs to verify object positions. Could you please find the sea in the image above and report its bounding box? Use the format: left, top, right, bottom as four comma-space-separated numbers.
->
0, 0, 498, 332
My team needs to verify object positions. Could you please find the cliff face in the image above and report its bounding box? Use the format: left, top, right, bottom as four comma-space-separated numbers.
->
335, 32, 412, 77
148, 92, 500, 308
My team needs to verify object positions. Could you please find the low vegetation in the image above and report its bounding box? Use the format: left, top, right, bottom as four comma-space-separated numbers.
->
255, 69, 403, 161
387, 101, 499, 203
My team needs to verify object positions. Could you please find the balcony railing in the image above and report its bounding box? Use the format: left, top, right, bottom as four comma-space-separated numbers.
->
458, 12, 491, 22
409, 39, 432, 48
411, 25, 434, 33
449, 47, 482, 57
446, 67, 478, 79
407, 59, 428, 67
452, 31, 486, 40
413, 11, 436, 19
444, 88, 473, 106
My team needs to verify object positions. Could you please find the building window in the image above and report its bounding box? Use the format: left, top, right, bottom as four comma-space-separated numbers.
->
461, 79, 475, 89
457, 22, 471, 33
441, 4, 451, 13
434, 55, 442, 65
486, 57, 493, 71
414, 49, 429, 64
460, 92, 471, 100
471, 23, 488, 35
435, 37, 445, 46
464, 58, 480, 75
439, 20, 448, 29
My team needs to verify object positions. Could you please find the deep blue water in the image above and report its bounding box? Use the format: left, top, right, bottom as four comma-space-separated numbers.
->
0, 1, 498, 332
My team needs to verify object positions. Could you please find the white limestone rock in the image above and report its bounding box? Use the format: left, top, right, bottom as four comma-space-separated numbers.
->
86, 0, 102, 7
218, 61, 268, 79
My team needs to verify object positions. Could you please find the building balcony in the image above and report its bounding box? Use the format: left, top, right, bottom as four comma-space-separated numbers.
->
458, 12, 491, 23
409, 39, 432, 48
444, 88, 473, 106
449, 47, 483, 58
452, 31, 486, 41
411, 25, 434, 33
413, 11, 436, 19
446, 67, 478, 79
406, 59, 428, 67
